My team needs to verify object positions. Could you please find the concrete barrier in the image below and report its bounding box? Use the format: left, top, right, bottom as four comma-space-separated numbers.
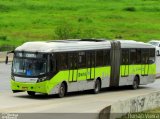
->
99, 91, 160, 119
156, 56, 160, 78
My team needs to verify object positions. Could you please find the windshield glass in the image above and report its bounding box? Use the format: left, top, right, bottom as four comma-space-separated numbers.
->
13, 58, 47, 77
149, 42, 159, 46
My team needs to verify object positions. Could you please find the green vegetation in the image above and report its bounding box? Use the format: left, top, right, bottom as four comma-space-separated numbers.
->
145, 107, 160, 113
0, 0, 160, 49
120, 107, 160, 119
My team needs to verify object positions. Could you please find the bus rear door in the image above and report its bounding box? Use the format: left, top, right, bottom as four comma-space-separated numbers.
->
121, 49, 129, 77
141, 49, 149, 76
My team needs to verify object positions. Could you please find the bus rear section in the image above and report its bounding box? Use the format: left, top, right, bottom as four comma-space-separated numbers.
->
118, 40, 156, 88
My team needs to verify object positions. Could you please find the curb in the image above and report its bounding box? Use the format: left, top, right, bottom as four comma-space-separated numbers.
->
99, 91, 160, 119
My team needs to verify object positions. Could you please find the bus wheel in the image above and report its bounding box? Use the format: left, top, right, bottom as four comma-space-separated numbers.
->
27, 91, 35, 96
132, 77, 139, 90
93, 79, 101, 94
58, 83, 66, 98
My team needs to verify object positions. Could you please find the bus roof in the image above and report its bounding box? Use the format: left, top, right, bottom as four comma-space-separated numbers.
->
15, 39, 154, 53
118, 40, 154, 49
15, 39, 111, 53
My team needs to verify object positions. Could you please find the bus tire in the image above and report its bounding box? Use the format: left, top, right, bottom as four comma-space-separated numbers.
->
132, 76, 139, 90
27, 91, 35, 96
93, 79, 101, 94
58, 83, 66, 98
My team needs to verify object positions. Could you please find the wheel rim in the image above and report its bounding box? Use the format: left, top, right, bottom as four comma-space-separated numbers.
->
95, 81, 100, 92
60, 85, 65, 97
133, 80, 138, 89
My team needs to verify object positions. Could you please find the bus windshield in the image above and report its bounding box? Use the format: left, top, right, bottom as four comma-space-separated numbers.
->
12, 58, 47, 77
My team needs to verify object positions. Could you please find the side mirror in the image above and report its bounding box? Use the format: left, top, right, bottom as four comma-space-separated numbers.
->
5, 55, 8, 64
5, 50, 14, 64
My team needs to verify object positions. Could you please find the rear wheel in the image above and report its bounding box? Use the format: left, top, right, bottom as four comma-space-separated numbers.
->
132, 76, 139, 90
93, 79, 101, 94
27, 91, 35, 96
58, 83, 66, 98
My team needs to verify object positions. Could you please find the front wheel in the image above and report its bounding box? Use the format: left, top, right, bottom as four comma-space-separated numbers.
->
93, 80, 101, 94
27, 91, 35, 96
58, 83, 66, 98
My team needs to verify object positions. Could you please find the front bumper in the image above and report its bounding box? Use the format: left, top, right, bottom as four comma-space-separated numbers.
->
11, 80, 49, 94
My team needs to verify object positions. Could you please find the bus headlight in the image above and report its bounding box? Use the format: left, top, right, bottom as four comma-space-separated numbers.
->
37, 77, 48, 83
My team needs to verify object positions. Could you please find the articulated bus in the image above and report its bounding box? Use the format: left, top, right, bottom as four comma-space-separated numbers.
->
8, 39, 156, 98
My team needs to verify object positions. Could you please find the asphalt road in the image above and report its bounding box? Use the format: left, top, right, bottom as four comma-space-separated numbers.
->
0, 80, 160, 119
0, 63, 11, 91
0, 56, 160, 119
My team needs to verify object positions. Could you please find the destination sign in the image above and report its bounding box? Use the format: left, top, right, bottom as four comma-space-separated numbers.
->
15, 52, 43, 58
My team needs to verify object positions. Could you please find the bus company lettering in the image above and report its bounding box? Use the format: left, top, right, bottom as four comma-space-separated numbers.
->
133, 67, 145, 72
78, 72, 90, 77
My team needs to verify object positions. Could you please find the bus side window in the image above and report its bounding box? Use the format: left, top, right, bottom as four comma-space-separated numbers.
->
50, 54, 56, 72
121, 49, 129, 65
78, 52, 86, 68
149, 48, 155, 64
58, 53, 68, 70
141, 49, 150, 64
86, 52, 91, 68
130, 49, 137, 64
104, 50, 110, 66
136, 49, 141, 64
96, 50, 103, 66
68, 53, 73, 69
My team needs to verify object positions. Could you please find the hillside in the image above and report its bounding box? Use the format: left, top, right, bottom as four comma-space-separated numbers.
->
0, 0, 160, 49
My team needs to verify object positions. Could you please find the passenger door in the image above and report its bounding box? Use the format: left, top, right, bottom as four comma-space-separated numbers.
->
86, 51, 95, 80
121, 49, 129, 77
68, 53, 78, 82
141, 49, 149, 76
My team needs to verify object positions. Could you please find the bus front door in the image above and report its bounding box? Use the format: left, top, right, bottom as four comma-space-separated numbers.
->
69, 53, 78, 82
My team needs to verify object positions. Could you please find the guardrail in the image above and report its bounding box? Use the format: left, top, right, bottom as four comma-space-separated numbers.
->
99, 91, 160, 119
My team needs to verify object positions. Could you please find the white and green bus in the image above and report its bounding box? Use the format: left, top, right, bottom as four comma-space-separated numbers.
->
7, 39, 156, 98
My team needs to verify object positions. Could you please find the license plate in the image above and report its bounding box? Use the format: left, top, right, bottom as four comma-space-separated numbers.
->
22, 87, 28, 90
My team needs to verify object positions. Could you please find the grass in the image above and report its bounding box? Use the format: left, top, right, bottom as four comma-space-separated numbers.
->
0, 0, 160, 49
120, 107, 160, 119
